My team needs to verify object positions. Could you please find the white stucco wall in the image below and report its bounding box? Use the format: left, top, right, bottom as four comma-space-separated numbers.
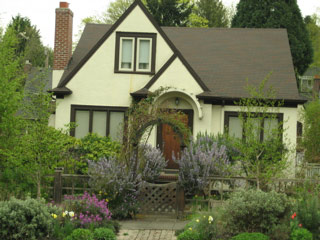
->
54, 4, 174, 130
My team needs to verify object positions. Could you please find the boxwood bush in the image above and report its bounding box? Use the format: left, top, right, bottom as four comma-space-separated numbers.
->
231, 232, 269, 240
64, 228, 93, 240
0, 197, 54, 240
93, 228, 116, 240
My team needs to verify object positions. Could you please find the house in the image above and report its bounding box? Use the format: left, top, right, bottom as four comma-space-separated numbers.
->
299, 66, 320, 94
50, 1, 306, 172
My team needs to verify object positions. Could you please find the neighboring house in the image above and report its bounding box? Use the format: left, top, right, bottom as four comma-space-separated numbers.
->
50, 1, 306, 172
21, 63, 55, 126
299, 66, 320, 94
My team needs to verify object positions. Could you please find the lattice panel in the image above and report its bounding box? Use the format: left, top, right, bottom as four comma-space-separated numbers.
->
138, 182, 177, 214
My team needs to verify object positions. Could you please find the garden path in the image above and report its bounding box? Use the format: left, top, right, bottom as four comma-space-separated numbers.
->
118, 214, 188, 240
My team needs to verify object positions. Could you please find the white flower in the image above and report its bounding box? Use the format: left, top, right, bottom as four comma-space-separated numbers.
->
69, 211, 75, 217
208, 216, 213, 223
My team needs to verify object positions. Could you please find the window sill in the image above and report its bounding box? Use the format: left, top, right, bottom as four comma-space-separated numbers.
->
114, 70, 155, 75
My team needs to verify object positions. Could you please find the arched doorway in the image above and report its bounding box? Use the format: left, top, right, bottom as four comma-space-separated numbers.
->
156, 94, 195, 169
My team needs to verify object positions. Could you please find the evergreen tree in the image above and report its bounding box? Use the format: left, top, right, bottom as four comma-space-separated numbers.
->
232, 0, 313, 76
6, 15, 53, 67
195, 0, 229, 27
146, 0, 193, 26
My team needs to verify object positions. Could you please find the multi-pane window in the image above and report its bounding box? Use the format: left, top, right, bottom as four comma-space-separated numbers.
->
115, 32, 156, 74
71, 105, 126, 141
225, 112, 283, 141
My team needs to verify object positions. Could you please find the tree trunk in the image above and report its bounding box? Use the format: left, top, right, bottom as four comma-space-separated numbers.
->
37, 171, 41, 199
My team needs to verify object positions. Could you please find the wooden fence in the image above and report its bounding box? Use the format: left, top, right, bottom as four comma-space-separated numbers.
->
48, 168, 320, 213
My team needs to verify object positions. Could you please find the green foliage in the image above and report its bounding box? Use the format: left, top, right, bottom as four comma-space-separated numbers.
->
291, 228, 313, 240
146, 0, 193, 26
78, 133, 121, 162
232, 0, 313, 76
194, 0, 229, 27
223, 190, 291, 235
52, 220, 75, 240
0, 26, 24, 153
233, 77, 289, 188
187, 12, 208, 28
296, 191, 320, 239
305, 13, 320, 67
302, 99, 320, 163
267, 223, 291, 240
231, 232, 269, 240
65, 228, 94, 240
93, 228, 117, 240
0, 197, 54, 240
177, 230, 200, 240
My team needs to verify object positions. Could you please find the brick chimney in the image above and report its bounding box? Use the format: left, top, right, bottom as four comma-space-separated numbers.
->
313, 75, 320, 98
53, 2, 73, 70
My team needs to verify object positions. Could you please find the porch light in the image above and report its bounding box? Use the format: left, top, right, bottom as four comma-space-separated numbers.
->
175, 97, 179, 106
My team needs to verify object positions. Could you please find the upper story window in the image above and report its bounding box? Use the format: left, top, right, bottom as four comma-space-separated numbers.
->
115, 32, 156, 74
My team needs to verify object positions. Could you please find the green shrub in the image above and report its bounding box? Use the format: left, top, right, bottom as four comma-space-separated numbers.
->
64, 228, 93, 240
231, 232, 269, 240
267, 223, 290, 240
93, 228, 116, 240
297, 191, 320, 239
223, 190, 291, 235
99, 221, 120, 234
180, 213, 217, 240
291, 228, 313, 240
177, 229, 200, 240
0, 197, 54, 240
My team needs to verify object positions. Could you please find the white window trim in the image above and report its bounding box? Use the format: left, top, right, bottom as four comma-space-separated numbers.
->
119, 37, 135, 71
136, 38, 152, 72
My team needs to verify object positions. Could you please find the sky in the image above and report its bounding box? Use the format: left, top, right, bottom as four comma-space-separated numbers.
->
1, 0, 320, 48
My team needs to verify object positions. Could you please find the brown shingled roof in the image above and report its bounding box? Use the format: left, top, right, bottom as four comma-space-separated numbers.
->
55, 23, 303, 102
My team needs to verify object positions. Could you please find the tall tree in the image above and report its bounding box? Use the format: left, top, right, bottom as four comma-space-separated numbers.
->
194, 0, 229, 27
146, 0, 193, 26
305, 14, 320, 67
232, 0, 313, 76
6, 15, 52, 67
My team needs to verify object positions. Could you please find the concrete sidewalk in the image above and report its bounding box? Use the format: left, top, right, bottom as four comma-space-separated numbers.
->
118, 215, 188, 240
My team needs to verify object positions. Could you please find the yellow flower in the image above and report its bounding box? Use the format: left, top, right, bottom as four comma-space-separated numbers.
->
69, 211, 75, 217
99, 191, 102, 195
196, 219, 199, 223
208, 216, 213, 222
51, 213, 57, 219
62, 212, 66, 217
105, 199, 109, 202
189, 227, 192, 231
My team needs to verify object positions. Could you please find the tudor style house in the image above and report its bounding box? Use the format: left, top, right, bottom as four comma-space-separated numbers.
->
51, 1, 306, 172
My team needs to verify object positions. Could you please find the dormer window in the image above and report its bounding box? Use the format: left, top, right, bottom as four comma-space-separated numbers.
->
115, 32, 156, 74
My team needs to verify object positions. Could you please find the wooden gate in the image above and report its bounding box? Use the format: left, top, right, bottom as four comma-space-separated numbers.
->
138, 182, 184, 216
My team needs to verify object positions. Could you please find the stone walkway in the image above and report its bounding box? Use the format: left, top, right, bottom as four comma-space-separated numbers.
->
118, 215, 188, 240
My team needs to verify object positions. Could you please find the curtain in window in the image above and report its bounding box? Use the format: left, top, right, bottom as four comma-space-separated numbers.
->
75, 110, 90, 139
92, 111, 107, 137
110, 112, 124, 141
121, 39, 133, 69
229, 117, 243, 139
138, 40, 150, 69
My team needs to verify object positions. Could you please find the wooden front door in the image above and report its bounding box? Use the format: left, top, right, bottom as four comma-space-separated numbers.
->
158, 110, 193, 169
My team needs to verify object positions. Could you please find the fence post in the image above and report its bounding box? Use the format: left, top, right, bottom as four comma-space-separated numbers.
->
54, 167, 64, 204
176, 184, 185, 219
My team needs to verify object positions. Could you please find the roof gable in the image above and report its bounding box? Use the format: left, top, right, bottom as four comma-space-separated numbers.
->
54, 0, 208, 92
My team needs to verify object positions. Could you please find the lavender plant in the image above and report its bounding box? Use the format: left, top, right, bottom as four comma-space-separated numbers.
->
140, 144, 167, 183
88, 157, 141, 219
174, 135, 230, 195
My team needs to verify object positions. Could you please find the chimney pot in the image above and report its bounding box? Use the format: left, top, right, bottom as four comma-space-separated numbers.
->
59, 2, 69, 8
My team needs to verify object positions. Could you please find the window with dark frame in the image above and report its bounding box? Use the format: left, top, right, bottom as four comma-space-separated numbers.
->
70, 105, 127, 141
224, 111, 283, 142
115, 32, 156, 74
